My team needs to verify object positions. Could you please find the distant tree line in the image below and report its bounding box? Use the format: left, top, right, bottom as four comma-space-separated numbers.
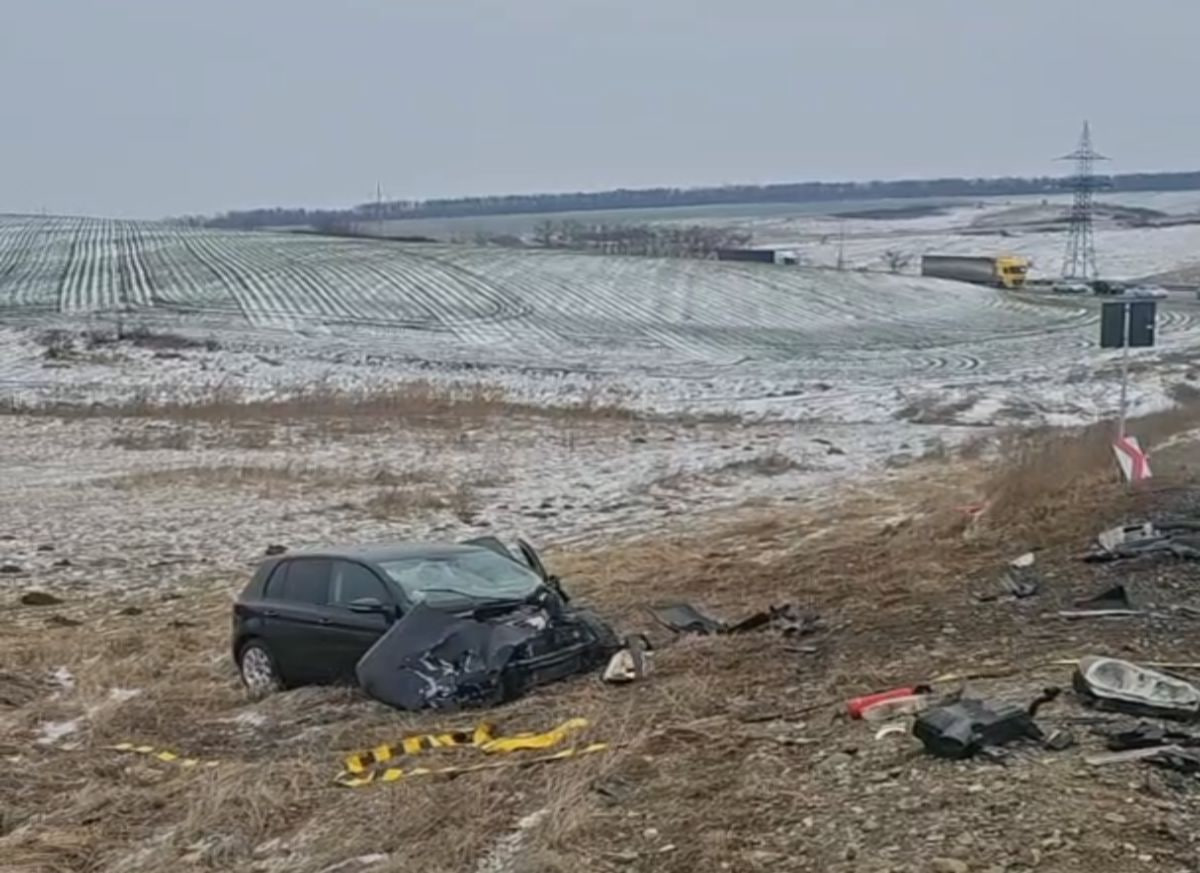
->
204, 170, 1200, 231
527, 220, 751, 257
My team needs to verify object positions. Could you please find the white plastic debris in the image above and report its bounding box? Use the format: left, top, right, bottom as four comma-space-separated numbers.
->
1009, 552, 1035, 569
50, 666, 75, 691
1098, 523, 1157, 553
319, 854, 389, 873
602, 637, 654, 684
36, 718, 80, 745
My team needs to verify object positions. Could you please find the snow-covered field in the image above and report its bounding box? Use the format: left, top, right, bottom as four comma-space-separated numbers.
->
1, 212, 1199, 584
1, 213, 1198, 427
666, 192, 1200, 280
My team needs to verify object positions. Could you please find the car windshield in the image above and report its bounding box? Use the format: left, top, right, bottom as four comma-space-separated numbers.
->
379, 550, 542, 605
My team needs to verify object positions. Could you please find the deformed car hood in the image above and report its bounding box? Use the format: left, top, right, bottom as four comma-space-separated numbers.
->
356, 602, 544, 711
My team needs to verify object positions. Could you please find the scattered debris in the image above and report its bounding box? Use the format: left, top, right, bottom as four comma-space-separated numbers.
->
1058, 584, 1142, 619
1011, 551, 1035, 568
650, 602, 819, 637
1074, 656, 1200, 720
1106, 721, 1200, 751
983, 552, 1042, 601
1097, 523, 1158, 554
51, 667, 76, 690
118, 605, 144, 616
862, 692, 934, 722
603, 634, 654, 684
51, 558, 72, 568
874, 721, 910, 741
847, 685, 932, 720
913, 689, 1059, 759
264, 543, 287, 556
1146, 747, 1200, 775
1086, 746, 1185, 767
36, 544, 55, 552
1043, 728, 1076, 751
1, 564, 24, 574
1086, 520, 1200, 563
20, 590, 63, 606
36, 718, 81, 746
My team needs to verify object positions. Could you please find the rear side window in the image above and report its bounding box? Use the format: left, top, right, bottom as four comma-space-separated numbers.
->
330, 561, 390, 606
270, 559, 332, 605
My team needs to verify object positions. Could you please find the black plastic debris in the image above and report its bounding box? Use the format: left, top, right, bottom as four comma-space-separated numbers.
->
1058, 584, 1142, 619
650, 602, 818, 637
1074, 657, 1200, 721
1106, 721, 1200, 752
1077, 584, 1135, 611
914, 699, 1044, 759
263, 544, 287, 556
1085, 520, 1200, 563
651, 603, 725, 635
1146, 747, 1200, 775
914, 689, 1058, 760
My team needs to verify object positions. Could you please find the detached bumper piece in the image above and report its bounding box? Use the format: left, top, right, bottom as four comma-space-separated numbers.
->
355, 602, 614, 711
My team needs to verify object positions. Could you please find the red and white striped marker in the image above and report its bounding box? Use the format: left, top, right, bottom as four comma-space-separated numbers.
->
1113, 435, 1151, 483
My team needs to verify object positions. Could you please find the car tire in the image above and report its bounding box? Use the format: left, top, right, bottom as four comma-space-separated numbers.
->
238, 639, 283, 698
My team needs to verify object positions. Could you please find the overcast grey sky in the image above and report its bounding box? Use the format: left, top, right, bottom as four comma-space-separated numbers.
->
1, 0, 1194, 218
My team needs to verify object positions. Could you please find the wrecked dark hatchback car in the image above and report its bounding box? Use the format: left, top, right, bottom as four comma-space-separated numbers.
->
232, 539, 618, 710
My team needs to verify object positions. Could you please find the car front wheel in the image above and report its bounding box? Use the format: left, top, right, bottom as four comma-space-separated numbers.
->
239, 640, 282, 698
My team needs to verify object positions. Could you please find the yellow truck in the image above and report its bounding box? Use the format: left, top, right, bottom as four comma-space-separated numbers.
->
920, 254, 1030, 289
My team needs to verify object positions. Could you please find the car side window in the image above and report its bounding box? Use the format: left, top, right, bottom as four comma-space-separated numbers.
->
274, 559, 332, 605
330, 561, 390, 606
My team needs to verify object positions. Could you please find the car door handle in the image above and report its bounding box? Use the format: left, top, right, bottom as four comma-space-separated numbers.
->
263, 609, 279, 618
318, 617, 332, 625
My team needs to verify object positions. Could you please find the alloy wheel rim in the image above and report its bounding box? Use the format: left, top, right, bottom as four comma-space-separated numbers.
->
241, 647, 276, 693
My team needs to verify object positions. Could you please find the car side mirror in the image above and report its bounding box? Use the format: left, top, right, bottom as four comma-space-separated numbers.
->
348, 597, 388, 614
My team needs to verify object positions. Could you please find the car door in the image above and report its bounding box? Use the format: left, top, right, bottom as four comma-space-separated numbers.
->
264, 557, 337, 684
323, 560, 398, 680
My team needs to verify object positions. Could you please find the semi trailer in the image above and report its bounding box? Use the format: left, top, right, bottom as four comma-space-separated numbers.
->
920, 255, 1029, 289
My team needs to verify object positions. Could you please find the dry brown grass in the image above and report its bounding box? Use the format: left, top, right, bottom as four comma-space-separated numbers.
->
976, 397, 1200, 541
713, 451, 805, 477
6, 402, 1200, 872
2, 381, 645, 428
364, 480, 477, 523
107, 428, 195, 451
103, 463, 334, 493
894, 393, 980, 425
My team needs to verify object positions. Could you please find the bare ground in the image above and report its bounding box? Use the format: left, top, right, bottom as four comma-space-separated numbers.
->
2, 403, 1200, 873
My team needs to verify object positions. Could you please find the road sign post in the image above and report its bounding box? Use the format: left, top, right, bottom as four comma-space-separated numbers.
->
1100, 300, 1157, 482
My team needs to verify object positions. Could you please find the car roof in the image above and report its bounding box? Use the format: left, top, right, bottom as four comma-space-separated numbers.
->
277, 542, 494, 563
